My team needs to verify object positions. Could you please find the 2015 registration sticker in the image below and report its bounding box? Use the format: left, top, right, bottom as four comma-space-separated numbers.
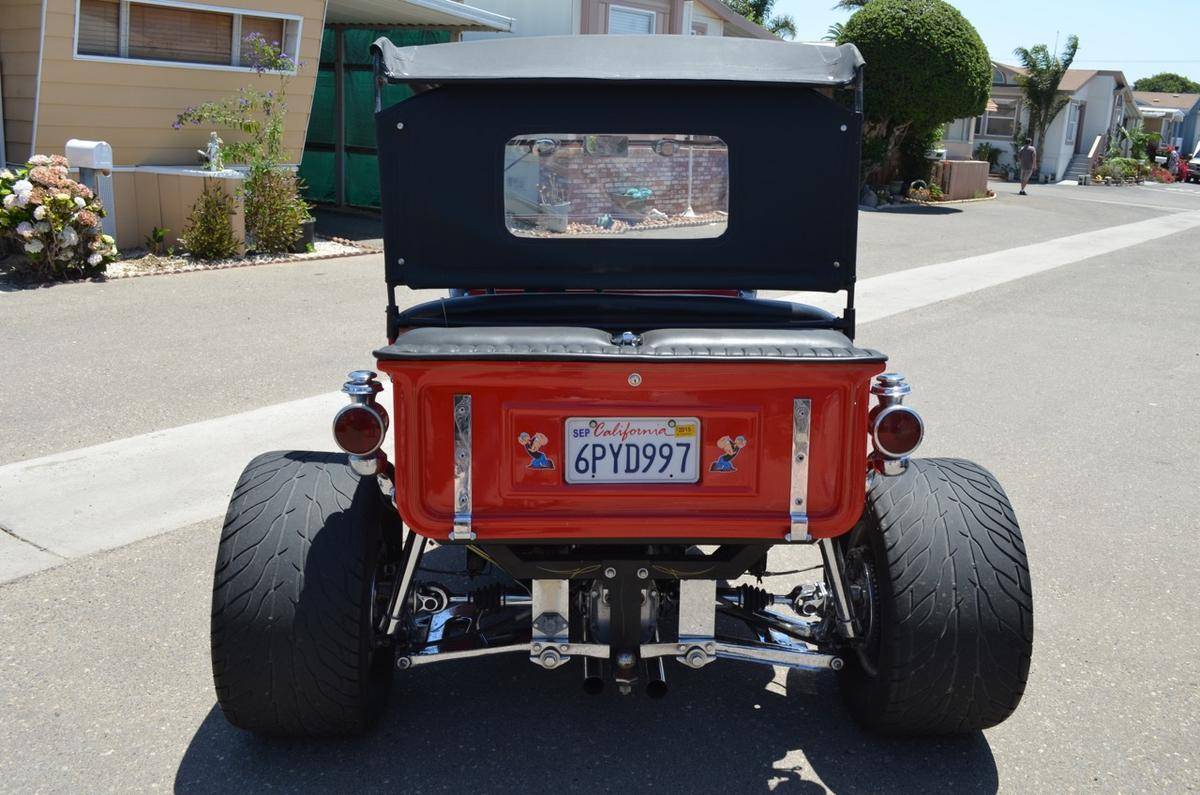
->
565, 417, 701, 484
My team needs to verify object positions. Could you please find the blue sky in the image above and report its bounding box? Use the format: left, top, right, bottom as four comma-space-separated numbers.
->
772, 0, 1198, 85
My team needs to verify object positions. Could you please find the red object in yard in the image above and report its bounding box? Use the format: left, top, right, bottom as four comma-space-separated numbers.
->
377, 359, 884, 542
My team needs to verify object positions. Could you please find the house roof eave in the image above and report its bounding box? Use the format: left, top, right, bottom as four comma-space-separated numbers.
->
324, 0, 514, 30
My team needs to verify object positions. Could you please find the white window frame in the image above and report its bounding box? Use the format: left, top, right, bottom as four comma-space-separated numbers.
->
975, 98, 1020, 139
72, 0, 302, 75
607, 4, 656, 35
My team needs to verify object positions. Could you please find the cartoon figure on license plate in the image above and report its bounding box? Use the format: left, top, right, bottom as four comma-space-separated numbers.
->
518, 431, 555, 469
709, 435, 748, 472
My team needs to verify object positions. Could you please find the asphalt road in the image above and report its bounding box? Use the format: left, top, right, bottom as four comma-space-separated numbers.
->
2, 181, 1199, 792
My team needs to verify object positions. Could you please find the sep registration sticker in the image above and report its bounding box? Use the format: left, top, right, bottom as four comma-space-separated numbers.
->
565, 417, 701, 484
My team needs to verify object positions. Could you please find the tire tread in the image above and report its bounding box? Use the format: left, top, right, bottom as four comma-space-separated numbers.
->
210, 451, 384, 736
847, 458, 1033, 734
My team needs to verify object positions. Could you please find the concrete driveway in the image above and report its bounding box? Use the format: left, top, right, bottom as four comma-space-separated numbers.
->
1, 181, 1198, 791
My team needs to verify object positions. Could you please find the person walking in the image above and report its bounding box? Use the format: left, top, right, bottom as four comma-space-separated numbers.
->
1018, 138, 1037, 195
1166, 146, 1180, 179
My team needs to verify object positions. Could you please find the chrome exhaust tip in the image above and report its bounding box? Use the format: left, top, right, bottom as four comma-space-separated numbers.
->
645, 658, 668, 699
582, 656, 605, 695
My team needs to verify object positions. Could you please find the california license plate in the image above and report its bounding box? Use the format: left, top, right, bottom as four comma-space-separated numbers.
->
565, 417, 700, 484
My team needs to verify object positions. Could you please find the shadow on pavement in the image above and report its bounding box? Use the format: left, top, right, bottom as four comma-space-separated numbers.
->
175, 665, 996, 793
870, 204, 964, 216
176, 547, 997, 793
313, 206, 383, 249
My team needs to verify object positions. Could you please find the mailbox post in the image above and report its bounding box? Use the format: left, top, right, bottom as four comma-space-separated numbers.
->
64, 139, 116, 238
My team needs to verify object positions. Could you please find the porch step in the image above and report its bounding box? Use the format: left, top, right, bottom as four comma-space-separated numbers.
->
1063, 153, 1093, 180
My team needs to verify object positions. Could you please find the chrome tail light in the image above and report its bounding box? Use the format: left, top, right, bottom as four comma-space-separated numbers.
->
869, 373, 923, 476
333, 370, 389, 475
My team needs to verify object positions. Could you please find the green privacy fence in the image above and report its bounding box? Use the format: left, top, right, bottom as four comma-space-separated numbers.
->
299, 28, 450, 208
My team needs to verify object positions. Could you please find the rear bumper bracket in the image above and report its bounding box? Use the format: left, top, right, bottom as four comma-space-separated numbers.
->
787, 397, 812, 542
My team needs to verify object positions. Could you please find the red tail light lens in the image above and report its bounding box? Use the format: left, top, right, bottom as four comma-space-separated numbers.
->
872, 405, 924, 459
333, 404, 387, 456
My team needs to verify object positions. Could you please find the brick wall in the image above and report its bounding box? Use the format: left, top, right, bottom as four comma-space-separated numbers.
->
543, 146, 728, 219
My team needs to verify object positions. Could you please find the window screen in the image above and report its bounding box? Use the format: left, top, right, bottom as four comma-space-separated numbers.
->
128, 3, 233, 65
608, 6, 655, 34
78, 0, 119, 57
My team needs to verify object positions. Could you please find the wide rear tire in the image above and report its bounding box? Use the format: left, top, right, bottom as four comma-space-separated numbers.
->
839, 458, 1033, 735
210, 451, 393, 736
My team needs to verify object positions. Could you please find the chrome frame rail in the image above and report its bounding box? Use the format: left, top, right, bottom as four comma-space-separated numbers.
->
451, 394, 475, 541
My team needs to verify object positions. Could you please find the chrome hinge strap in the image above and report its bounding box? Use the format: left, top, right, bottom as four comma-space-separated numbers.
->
787, 398, 811, 542
451, 393, 475, 541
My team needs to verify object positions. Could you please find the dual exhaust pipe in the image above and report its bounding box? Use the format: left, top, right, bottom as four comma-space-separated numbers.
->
582, 654, 667, 698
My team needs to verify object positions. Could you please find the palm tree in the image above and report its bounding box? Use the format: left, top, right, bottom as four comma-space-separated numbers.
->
833, 0, 872, 7
767, 14, 797, 39
823, 21, 845, 41
724, 1, 796, 40
1011, 35, 1080, 175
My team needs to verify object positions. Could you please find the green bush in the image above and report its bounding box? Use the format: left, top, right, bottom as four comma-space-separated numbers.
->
839, 0, 991, 129
242, 166, 308, 254
181, 183, 239, 260
897, 123, 944, 183
974, 142, 1002, 167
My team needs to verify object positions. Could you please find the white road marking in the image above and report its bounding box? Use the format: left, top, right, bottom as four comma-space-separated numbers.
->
1031, 192, 1197, 212
779, 210, 1200, 323
3, 211, 1199, 583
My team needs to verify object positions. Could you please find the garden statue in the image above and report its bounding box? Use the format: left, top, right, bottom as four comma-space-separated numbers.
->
198, 132, 224, 172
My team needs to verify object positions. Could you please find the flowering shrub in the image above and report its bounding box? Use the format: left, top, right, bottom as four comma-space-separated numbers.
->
0, 155, 117, 280
1149, 165, 1175, 184
173, 33, 309, 254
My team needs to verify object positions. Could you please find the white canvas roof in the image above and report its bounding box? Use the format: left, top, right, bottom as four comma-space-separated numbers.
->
373, 35, 865, 87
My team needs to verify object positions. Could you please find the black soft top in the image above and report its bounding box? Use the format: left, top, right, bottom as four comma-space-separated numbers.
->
371, 35, 864, 87
370, 35, 865, 335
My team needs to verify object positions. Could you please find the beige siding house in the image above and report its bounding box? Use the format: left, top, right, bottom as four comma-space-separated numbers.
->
0, 0, 513, 247
1, 0, 46, 165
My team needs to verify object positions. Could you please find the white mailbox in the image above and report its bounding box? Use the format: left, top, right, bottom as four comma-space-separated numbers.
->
65, 139, 114, 172
64, 139, 116, 238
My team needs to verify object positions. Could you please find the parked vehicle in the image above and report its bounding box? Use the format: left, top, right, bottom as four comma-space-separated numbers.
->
210, 35, 1033, 738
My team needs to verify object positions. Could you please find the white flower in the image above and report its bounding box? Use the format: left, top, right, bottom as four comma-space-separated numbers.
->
28, 155, 51, 166
87, 253, 103, 266
35, 221, 51, 233
12, 178, 33, 207
2, 195, 14, 209
0, 169, 13, 179
59, 226, 79, 247
16, 221, 34, 238
33, 205, 46, 220
101, 234, 114, 245
24, 239, 44, 254
74, 196, 86, 209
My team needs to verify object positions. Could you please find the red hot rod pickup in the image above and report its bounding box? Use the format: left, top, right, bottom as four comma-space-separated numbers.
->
211, 35, 1032, 737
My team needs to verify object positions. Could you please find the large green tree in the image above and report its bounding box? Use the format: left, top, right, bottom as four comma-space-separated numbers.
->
838, 0, 991, 183
723, 0, 796, 39
1012, 35, 1079, 170
1133, 72, 1200, 94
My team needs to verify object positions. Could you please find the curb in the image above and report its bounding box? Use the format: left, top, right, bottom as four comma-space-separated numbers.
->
1, 235, 377, 288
